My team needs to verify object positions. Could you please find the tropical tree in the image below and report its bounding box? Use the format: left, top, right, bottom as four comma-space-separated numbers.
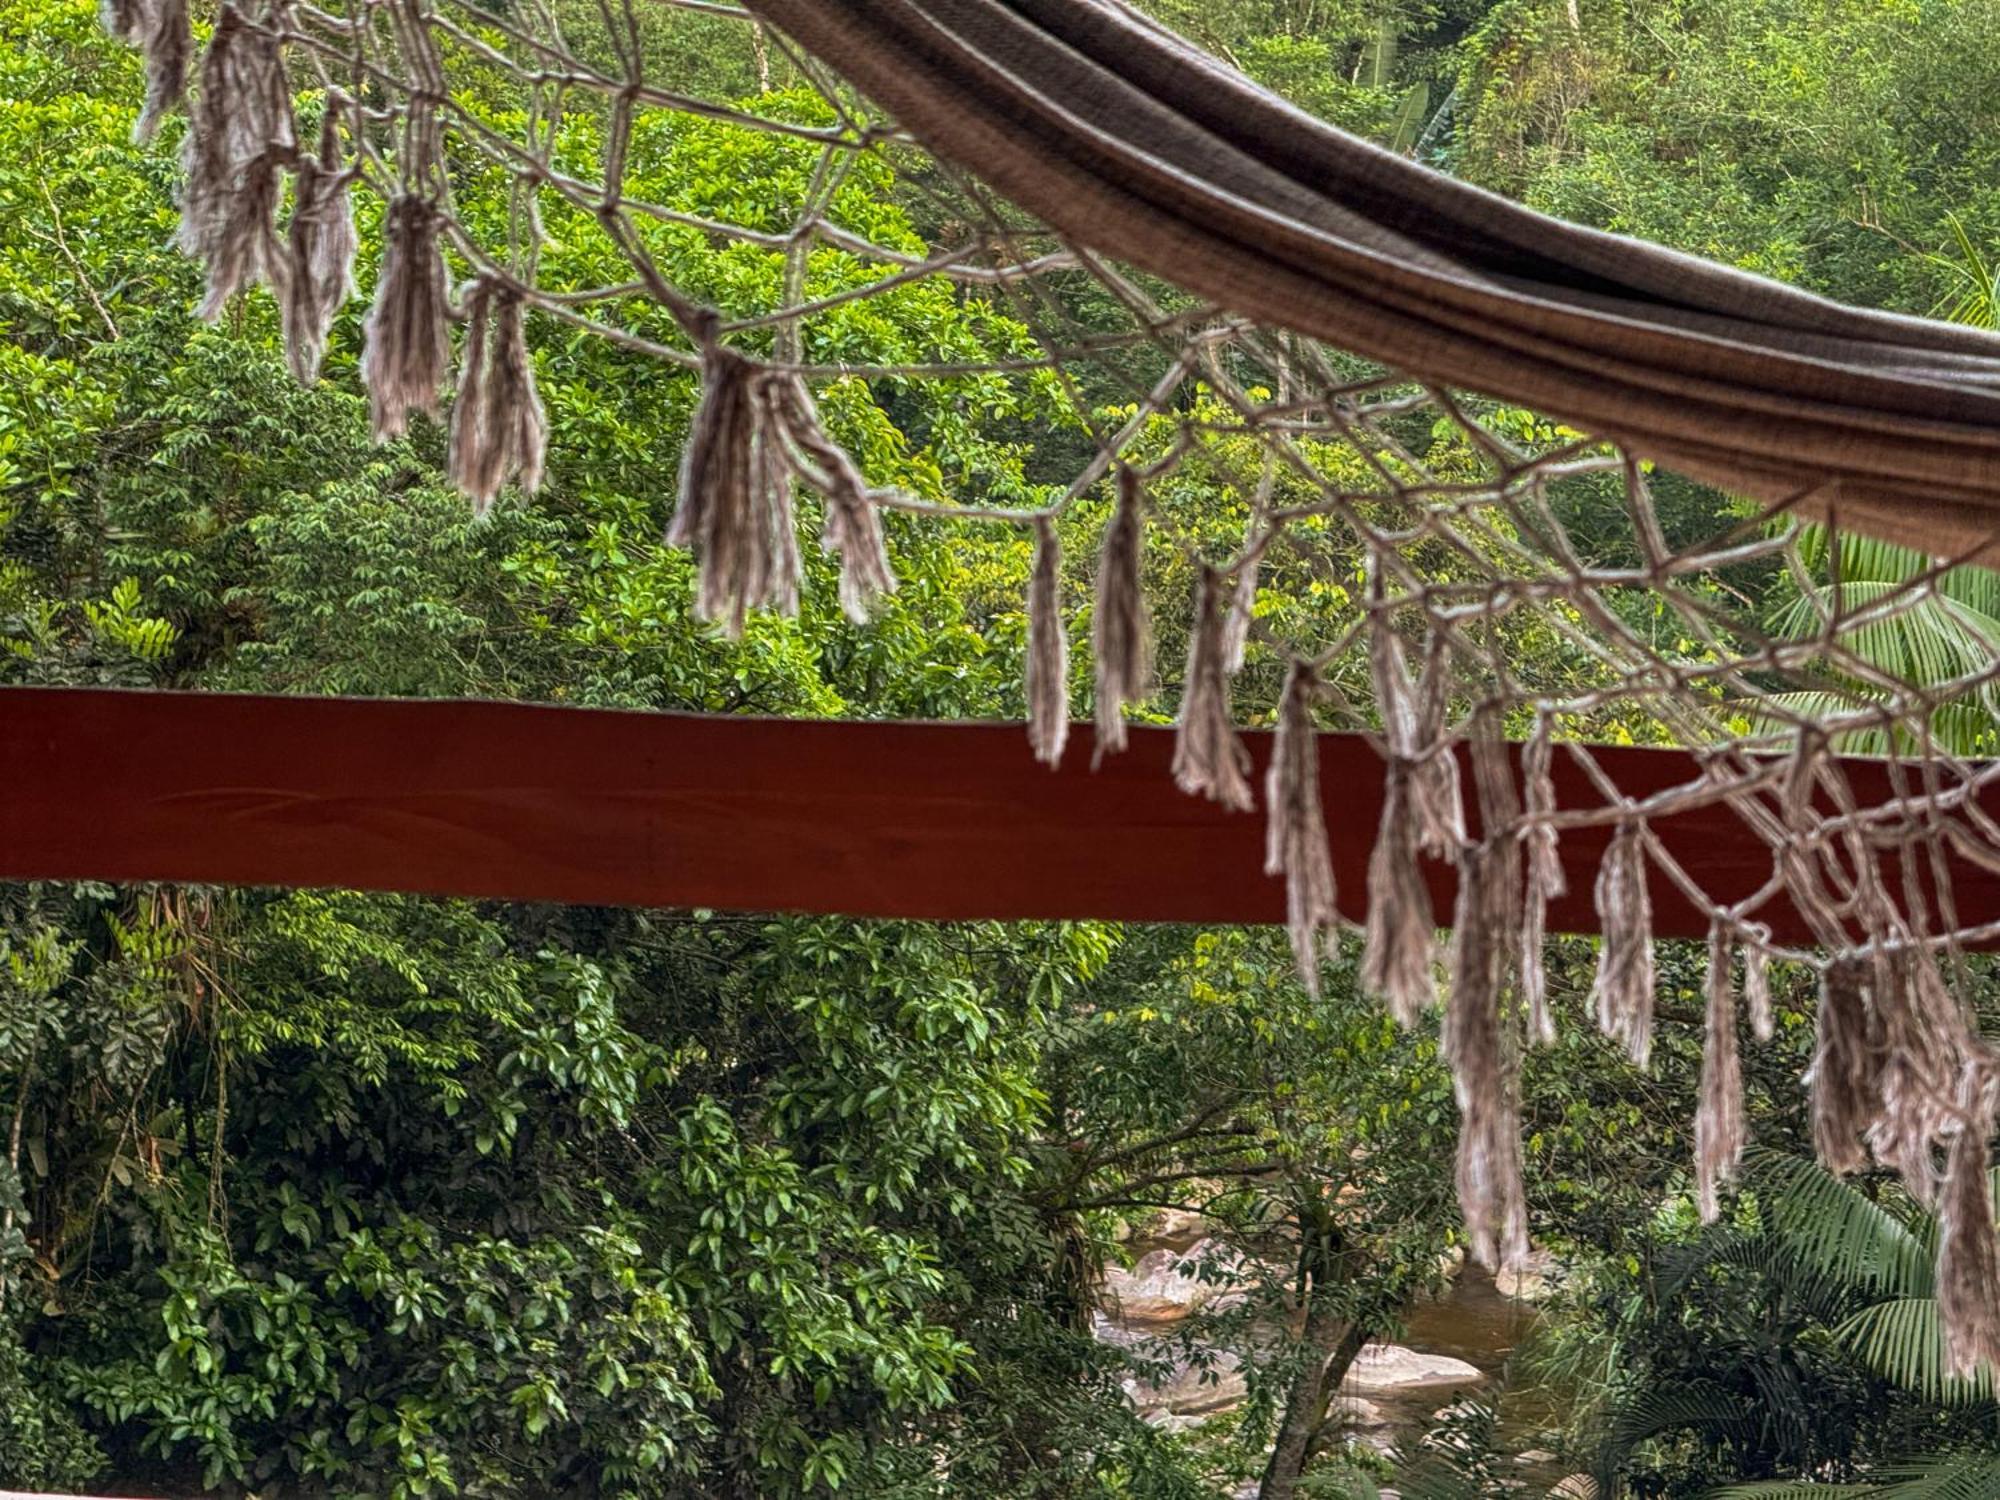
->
1573, 1151, 2000, 1496
1760, 224, 2000, 757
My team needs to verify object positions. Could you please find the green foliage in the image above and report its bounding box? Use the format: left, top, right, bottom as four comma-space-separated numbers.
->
1713, 1454, 2000, 1498
1452, 0, 2000, 313
0, 1326, 103, 1491
4, 0, 1998, 1494
1545, 1151, 2000, 1496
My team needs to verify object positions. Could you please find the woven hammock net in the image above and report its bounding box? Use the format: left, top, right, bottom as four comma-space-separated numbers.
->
99, 0, 2000, 1377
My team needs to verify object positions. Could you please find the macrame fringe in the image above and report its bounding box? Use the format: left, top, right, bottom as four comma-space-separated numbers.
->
1414, 743, 1466, 860
1808, 956, 1881, 1176
1265, 660, 1338, 994
1172, 567, 1253, 811
765, 382, 898, 623
1937, 1068, 2000, 1380
101, 0, 190, 142
1360, 614, 1446, 1025
1092, 467, 1151, 762
1443, 840, 1529, 1272
666, 343, 801, 636
281, 104, 357, 387
1361, 769, 1436, 1026
1744, 941, 1773, 1043
1222, 552, 1257, 675
1373, 629, 1465, 861
1867, 945, 1977, 1204
447, 279, 546, 514
180, 3, 294, 320
1026, 517, 1068, 768
1520, 715, 1564, 1047
1694, 923, 1745, 1222
361, 194, 452, 442
663, 349, 901, 633
1590, 823, 1656, 1067
1799, 929, 1999, 1373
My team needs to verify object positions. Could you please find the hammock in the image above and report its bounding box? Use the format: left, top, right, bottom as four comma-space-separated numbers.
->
74, 0, 2000, 1370
746, 0, 2000, 555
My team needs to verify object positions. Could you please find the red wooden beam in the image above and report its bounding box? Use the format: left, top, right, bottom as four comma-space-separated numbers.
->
1, 688, 1993, 944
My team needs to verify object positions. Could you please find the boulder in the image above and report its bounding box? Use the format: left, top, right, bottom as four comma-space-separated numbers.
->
1124, 1345, 1248, 1417
1100, 1237, 1253, 1327
1147, 1206, 1211, 1247
1327, 1392, 1396, 1449
1494, 1247, 1561, 1303
1340, 1342, 1484, 1400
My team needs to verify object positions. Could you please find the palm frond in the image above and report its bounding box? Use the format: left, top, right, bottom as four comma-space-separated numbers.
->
1927, 212, 1999, 330
1832, 1299, 1995, 1406
1711, 1454, 2000, 1498
1596, 1380, 1758, 1479
1750, 1152, 1934, 1299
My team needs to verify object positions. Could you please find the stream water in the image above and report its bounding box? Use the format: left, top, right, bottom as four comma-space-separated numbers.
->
1104, 1230, 1554, 1456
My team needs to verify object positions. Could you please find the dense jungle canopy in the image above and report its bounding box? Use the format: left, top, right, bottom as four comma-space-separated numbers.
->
5, 0, 2000, 1496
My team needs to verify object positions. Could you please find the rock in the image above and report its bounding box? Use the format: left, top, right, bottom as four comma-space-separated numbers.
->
1326, 1393, 1396, 1450
1495, 1247, 1561, 1302
1100, 1313, 1255, 1422
1100, 1237, 1253, 1328
1329, 1393, 1392, 1428
1092, 1310, 1146, 1350
1147, 1206, 1210, 1247
1340, 1342, 1484, 1400
1123, 1345, 1248, 1417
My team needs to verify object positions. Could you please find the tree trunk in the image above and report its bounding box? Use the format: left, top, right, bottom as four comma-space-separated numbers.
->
1259, 1302, 1371, 1500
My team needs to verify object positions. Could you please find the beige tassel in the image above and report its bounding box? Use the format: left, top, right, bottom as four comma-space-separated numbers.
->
1519, 878, 1554, 1048
1520, 716, 1564, 1047
1744, 942, 1774, 1043
1371, 623, 1465, 860
447, 283, 493, 499
180, 4, 294, 320
1412, 643, 1466, 860
1172, 567, 1253, 811
1265, 660, 1338, 993
447, 280, 546, 514
360, 194, 452, 442
665, 343, 801, 636
1443, 840, 1529, 1272
1092, 467, 1151, 762
1361, 768, 1436, 1026
1589, 823, 1656, 1067
102, 0, 190, 142
1937, 1070, 2000, 1381
1808, 955, 1882, 1176
1867, 946, 1974, 1204
1361, 613, 1440, 1024
763, 381, 897, 623
1025, 517, 1068, 768
1694, 924, 1746, 1222
1413, 746, 1466, 861
1222, 553, 1258, 675
281, 105, 357, 386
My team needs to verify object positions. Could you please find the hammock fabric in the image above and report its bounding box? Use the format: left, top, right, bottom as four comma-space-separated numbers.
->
3, 687, 1995, 947
745, 0, 2000, 556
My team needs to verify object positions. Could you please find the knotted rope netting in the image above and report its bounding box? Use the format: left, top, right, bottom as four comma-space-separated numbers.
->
101, 0, 2000, 1378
